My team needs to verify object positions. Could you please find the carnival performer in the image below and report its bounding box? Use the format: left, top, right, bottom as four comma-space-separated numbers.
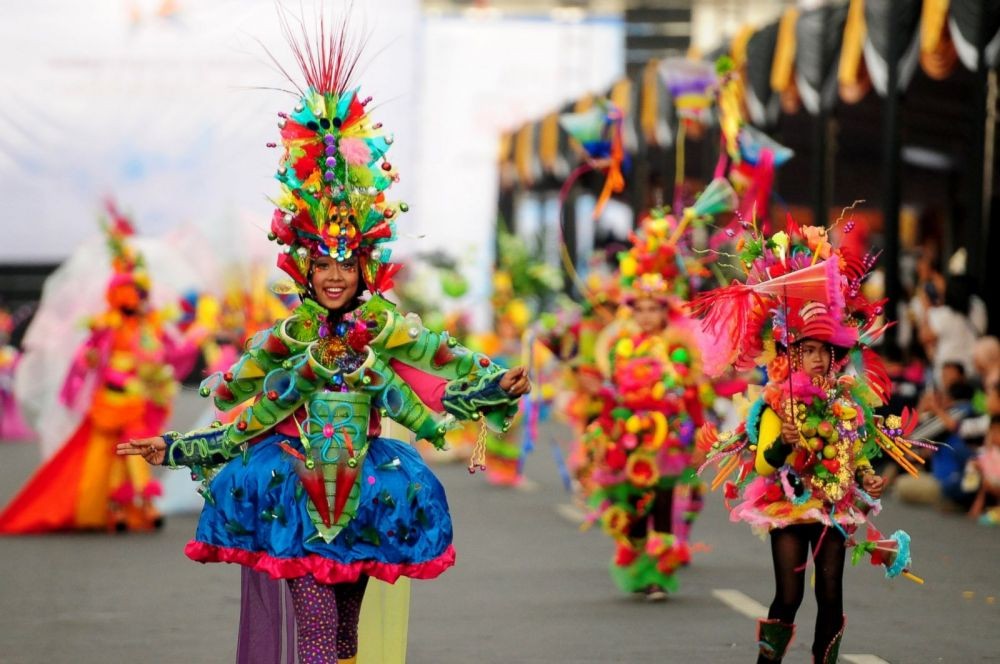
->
0, 207, 199, 533
117, 25, 530, 664
694, 222, 933, 663
587, 208, 712, 601
0, 305, 34, 441
479, 229, 562, 486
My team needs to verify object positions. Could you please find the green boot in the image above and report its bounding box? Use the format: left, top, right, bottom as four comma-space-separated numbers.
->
814, 615, 846, 663
756, 618, 795, 663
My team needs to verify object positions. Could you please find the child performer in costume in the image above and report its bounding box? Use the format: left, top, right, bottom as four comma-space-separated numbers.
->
587, 209, 712, 600
694, 222, 934, 663
118, 26, 530, 664
0, 209, 199, 533
479, 230, 563, 486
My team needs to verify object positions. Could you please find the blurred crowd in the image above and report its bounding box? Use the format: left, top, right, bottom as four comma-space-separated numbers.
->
890, 243, 1000, 524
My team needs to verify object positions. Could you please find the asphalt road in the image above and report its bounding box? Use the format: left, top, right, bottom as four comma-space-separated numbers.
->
0, 390, 997, 663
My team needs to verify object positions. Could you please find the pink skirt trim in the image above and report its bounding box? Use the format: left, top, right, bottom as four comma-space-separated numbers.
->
184, 540, 457, 585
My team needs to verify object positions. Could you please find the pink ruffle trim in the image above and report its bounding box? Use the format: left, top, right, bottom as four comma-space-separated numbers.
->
184, 540, 457, 585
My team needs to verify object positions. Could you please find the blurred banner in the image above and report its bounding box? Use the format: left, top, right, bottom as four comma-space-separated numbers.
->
0, 0, 420, 265
413, 12, 624, 325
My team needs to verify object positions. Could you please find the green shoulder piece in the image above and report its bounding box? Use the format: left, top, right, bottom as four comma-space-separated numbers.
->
369, 307, 501, 383
344, 349, 456, 449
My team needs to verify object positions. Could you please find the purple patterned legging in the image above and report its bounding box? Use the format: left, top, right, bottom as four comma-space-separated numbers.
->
287, 574, 369, 663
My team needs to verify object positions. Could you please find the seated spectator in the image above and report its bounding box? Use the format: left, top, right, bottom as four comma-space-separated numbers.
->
897, 365, 977, 507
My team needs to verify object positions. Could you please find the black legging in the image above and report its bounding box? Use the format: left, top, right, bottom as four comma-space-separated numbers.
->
627, 487, 673, 540
767, 523, 846, 658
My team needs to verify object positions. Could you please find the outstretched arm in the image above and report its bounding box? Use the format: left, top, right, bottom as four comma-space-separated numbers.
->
117, 426, 242, 470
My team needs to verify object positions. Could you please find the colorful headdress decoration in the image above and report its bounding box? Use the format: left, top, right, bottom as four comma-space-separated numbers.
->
558, 99, 625, 220
712, 58, 794, 240
692, 217, 888, 379
101, 199, 150, 297
619, 178, 736, 303
658, 57, 717, 127
266, 24, 405, 296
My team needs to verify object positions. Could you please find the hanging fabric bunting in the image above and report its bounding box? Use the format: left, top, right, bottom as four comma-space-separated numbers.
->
514, 122, 541, 188
795, 2, 849, 115
838, 0, 872, 103
538, 112, 569, 180
949, 0, 1000, 70
863, 0, 922, 96
745, 22, 781, 126
730, 24, 755, 73
771, 7, 802, 115
498, 131, 517, 191
728, 25, 754, 129
920, 0, 959, 79
640, 59, 673, 148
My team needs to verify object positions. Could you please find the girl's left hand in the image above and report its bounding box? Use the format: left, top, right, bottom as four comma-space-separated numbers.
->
863, 474, 885, 498
499, 366, 532, 397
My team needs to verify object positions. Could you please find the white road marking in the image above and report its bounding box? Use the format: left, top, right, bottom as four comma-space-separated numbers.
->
514, 478, 540, 493
712, 589, 893, 663
711, 589, 768, 619
555, 503, 587, 524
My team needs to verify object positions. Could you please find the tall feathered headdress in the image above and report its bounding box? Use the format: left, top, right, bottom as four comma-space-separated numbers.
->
101, 198, 149, 296
619, 177, 736, 303
265, 14, 405, 296
691, 216, 889, 395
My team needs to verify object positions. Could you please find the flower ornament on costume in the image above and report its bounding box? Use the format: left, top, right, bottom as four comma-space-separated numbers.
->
619, 177, 736, 304
693, 217, 935, 582
267, 46, 405, 296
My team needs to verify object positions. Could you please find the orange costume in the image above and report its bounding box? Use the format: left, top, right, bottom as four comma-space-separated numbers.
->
0, 206, 197, 533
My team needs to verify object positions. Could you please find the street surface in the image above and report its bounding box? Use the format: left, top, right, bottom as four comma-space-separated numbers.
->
0, 391, 997, 663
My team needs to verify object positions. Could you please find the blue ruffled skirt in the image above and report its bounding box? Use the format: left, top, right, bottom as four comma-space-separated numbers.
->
184, 434, 455, 584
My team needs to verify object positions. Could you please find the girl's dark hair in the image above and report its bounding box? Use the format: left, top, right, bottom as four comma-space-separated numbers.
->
783, 339, 850, 364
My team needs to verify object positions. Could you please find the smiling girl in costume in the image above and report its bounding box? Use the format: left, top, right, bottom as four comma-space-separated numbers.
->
118, 21, 530, 664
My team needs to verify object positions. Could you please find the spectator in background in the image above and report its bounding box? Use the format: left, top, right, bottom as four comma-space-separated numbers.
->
897, 362, 977, 507
919, 274, 984, 387
972, 336, 1000, 391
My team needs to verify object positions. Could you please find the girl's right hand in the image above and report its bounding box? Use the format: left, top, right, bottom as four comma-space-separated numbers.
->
780, 419, 801, 447
117, 437, 167, 466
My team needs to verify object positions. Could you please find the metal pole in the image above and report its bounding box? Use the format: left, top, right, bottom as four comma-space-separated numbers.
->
881, 0, 903, 349
966, 8, 991, 298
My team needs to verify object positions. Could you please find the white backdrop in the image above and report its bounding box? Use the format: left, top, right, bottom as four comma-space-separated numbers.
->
0, 0, 420, 270
0, 4, 622, 326
413, 13, 623, 323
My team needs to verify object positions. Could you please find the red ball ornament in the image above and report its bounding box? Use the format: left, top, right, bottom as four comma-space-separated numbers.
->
479, 357, 491, 368
267, 390, 279, 401
236, 421, 248, 432
381, 161, 392, 171
223, 372, 234, 382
